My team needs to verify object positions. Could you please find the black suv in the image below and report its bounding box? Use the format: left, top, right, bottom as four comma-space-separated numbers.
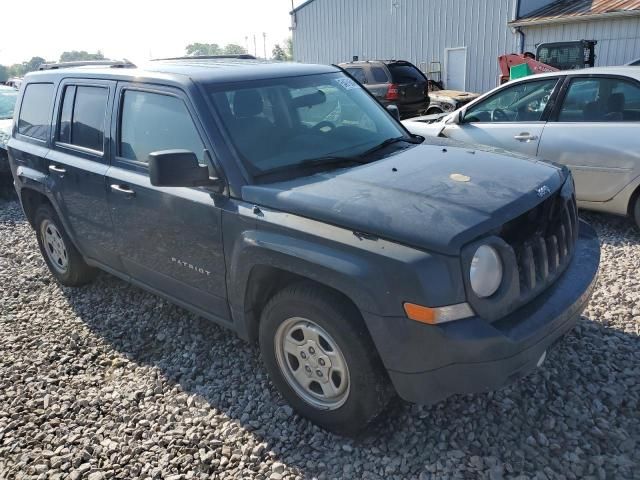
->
339, 60, 429, 118
8, 58, 600, 434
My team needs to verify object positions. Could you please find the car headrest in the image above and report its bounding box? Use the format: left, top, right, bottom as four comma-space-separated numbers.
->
583, 101, 600, 121
234, 90, 263, 117
607, 92, 625, 112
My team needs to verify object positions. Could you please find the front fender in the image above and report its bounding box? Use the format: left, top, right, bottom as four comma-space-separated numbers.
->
227, 229, 383, 316
223, 204, 466, 339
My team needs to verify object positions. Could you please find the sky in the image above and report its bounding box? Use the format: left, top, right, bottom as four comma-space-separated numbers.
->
0, 0, 304, 66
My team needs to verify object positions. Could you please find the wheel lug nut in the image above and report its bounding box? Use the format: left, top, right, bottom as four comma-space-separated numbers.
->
309, 347, 315, 354
316, 370, 323, 377
305, 366, 312, 373
300, 352, 307, 359
318, 358, 325, 366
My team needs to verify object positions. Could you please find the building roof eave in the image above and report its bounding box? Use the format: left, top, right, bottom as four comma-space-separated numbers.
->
510, 8, 640, 27
290, 0, 318, 15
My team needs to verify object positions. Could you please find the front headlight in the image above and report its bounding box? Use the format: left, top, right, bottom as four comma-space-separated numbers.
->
470, 245, 503, 298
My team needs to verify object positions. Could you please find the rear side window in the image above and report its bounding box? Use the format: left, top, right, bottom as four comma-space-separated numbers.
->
18, 83, 54, 141
119, 90, 205, 164
371, 67, 389, 83
387, 64, 426, 84
558, 77, 640, 122
58, 85, 109, 152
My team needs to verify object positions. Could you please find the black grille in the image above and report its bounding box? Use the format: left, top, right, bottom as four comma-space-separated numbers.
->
503, 188, 579, 305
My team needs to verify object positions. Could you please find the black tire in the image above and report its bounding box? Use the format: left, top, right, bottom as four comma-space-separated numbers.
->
259, 282, 394, 435
34, 203, 97, 286
634, 195, 640, 230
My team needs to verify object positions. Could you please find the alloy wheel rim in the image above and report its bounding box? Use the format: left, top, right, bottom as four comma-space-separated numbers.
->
274, 317, 350, 410
41, 219, 68, 274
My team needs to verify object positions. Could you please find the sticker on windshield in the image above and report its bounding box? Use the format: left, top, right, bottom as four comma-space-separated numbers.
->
334, 78, 359, 90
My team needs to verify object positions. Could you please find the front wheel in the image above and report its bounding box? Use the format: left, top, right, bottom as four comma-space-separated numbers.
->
34, 204, 97, 286
259, 283, 394, 435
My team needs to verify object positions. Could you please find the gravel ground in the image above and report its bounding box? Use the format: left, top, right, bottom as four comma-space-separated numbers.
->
0, 197, 638, 480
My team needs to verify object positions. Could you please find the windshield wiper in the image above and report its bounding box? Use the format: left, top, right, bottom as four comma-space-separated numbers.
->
254, 155, 364, 179
359, 136, 418, 158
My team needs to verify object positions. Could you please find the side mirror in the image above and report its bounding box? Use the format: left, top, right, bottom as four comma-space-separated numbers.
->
386, 104, 401, 121
448, 109, 464, 125
148, 150, 220, 189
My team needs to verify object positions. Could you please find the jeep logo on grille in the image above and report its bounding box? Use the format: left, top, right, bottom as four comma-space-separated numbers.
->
536, 185, 551, 198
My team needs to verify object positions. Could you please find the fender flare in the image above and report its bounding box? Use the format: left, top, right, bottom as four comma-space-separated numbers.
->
226, 229, 395, 340
228, 229, 385, 311
15, 167, 82, 252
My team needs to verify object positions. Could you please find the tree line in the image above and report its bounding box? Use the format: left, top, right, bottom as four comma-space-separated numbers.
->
186, 37, 293, 61
0, 51, 106, 82
1, 39, 294, 82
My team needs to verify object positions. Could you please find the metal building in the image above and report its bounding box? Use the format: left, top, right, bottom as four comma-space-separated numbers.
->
290, 0, 640, 93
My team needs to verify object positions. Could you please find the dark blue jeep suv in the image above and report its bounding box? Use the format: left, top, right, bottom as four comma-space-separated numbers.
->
7, 57, 600, 434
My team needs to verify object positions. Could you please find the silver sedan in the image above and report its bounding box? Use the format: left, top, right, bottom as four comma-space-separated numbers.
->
404, 67, 640, 228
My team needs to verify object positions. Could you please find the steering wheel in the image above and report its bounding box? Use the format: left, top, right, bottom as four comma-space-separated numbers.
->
491, 108, 509, 122
311, 121, 336, 133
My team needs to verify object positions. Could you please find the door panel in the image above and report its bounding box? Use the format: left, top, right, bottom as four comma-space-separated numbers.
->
446, 48, 466, 91
538, 123, 639, 202
107, 83, 229, 319
539, 75, 640, 203
442, 122, 545, 157
106, 166, 229, 318
443, 77, 562, 157
46, 148, 119, 267
46, 80, 119, 268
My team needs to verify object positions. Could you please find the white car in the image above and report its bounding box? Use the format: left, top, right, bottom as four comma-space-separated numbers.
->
0, 85, 18, 176
404, 67, 640, 227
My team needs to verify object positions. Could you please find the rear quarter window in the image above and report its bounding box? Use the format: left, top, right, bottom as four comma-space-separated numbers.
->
345, 68, 367, 84
18, 83, 54, 141
371, 67, 389, 83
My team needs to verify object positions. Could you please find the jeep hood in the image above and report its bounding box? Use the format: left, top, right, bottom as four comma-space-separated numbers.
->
242, 139, 566, 256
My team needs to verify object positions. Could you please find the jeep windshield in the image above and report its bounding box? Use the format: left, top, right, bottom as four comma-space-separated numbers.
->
0, 87, 18, 120
207, 72, 413, 180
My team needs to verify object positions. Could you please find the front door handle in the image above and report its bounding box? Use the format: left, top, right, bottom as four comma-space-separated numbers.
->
110, 184, 136, 197
48, 164, 66, 174
514, 133, 539, 142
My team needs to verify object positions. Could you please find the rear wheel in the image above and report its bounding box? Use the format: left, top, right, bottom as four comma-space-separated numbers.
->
34, 204, 96, 286
634, 195, 640, 230
259, 282, 394, 435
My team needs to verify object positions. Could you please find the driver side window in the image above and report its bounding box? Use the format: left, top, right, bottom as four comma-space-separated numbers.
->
464, 78, 559, 123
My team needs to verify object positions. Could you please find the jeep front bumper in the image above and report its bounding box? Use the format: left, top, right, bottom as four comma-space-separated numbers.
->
363, 220, 600, 405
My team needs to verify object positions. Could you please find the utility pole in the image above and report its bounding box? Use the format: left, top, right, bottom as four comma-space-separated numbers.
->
245, 36, 249, 54
253, 35, 257, 58
263, 32, 267, 59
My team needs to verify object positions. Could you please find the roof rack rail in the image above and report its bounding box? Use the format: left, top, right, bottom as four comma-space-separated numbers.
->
38, 60, 136, 70
151, 54, 257, 61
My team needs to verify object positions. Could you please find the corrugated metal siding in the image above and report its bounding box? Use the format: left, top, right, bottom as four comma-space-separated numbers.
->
292, 0, 519, 93
522, 16, 640, 65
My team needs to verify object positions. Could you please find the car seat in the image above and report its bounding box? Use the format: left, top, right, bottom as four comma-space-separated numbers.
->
604, 93, 625, 121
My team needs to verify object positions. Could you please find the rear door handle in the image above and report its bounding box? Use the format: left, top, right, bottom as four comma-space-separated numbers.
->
514, 133, 539, 142
110, 184, 136, 196
48, 164, 66, 174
